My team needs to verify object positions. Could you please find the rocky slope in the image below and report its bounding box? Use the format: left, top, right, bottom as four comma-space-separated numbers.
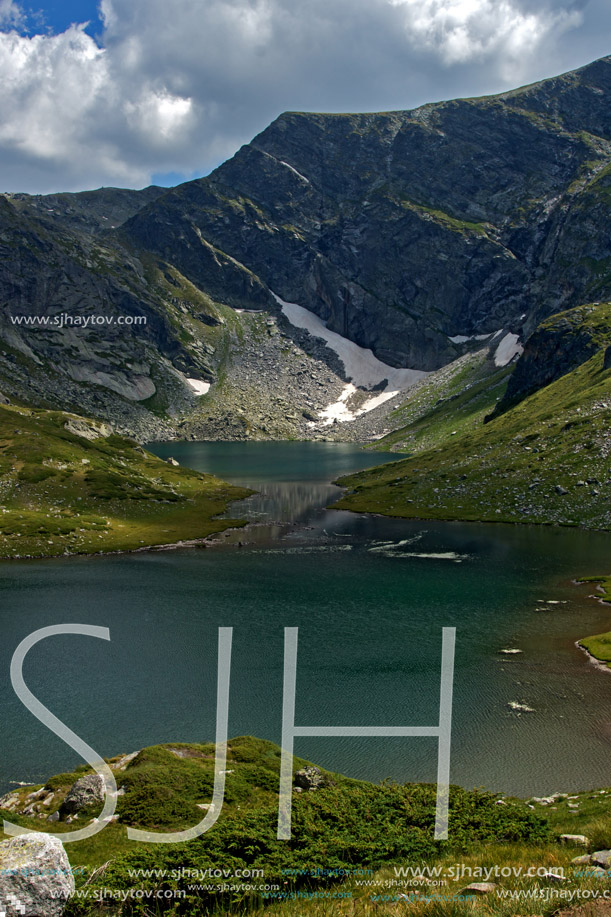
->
0, 189, 417, 442
335, 302, 611, 531
122, 55, 611, 373
492, 301, 611, 416
1, 57, 611, 442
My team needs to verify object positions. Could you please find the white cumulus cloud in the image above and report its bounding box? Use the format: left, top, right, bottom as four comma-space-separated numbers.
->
389, 0, 583, 75
0, 0, 603, 193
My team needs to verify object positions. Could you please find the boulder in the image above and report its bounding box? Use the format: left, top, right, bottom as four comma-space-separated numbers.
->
459, 883, 497, 895
294, 766, 326, 791
63, 418, 111, 440
60, 774, 105, 816
588, 866, 608, 878
591, 850, 611, 869
560, 834, 590, 847
0, 833, 74, 916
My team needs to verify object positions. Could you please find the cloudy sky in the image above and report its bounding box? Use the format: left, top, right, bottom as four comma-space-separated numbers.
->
0, 0, 609, 193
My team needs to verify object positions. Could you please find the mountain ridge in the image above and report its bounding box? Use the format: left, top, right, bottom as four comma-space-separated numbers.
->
2, 55, 611, 444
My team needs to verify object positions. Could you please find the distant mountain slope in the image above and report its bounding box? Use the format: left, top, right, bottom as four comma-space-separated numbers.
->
0, 192, 247, 437
122, 55, 611, 370
7, 184, 166, 234
334, 302, 611, 531
2, 57, 611, 441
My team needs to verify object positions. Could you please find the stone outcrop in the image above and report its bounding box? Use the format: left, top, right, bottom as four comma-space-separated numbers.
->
491, 302, 611, 417
0, 833, 74, 917
59, 774, 105, 816
294, 767, 328, 790
3, 57, 611, 438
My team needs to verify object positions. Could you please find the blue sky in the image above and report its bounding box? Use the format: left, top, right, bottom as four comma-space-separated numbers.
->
0, 0, 610, 193
21, 0, 101, 35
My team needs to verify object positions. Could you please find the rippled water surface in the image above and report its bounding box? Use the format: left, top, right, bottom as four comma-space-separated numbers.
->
1, 442, 610, 796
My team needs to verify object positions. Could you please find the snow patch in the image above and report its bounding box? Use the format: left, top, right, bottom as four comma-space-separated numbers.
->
187, 378, 211, 396
448, 332, 498, 344
319, 383, 358, 424
494, 333, 523, 367
275, 294, 428, 425
275, 294, 427, 392
279, 160, 310, 184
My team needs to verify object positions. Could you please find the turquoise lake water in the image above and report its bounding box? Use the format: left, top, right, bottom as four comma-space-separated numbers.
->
1, 442, 610, 797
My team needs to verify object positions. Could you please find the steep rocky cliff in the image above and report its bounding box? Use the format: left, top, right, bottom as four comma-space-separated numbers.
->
122, 55, 611, 372
2, 56, 611, 439
492, 301, 611, 416
336, 301, 611, 531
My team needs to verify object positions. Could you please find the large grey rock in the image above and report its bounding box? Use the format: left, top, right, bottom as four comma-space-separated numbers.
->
588, 866, 608, 878
560, 834, 589, 847
63, 418, 112, 440
591, 849, 611, 869
0, 833, 74, 916
60, 774, 105, 815
294, 766, 326, 791
459, 883, 497, 895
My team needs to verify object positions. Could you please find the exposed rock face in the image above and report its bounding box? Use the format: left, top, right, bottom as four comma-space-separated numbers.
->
0, 191, 226, 437
60, 774, 105, 815
0, 833, 74, 917
3, 57, 611, 437
294, 767, 327, 790
123, 55, 611, 372
63, 417, 112, 440
492, 302, 611, 416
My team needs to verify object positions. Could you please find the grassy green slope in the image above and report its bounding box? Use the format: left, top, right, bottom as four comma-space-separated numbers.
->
0, 736, 549, 915
0, 404, 250, 558
370, 350, 512, 454
574, 576, 611, 668
4, 738, 611, 916
335, 313, 611, 530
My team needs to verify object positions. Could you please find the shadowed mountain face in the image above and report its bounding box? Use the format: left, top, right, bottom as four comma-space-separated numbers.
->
122, 55, 611, 370
1, 56, 611, 437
